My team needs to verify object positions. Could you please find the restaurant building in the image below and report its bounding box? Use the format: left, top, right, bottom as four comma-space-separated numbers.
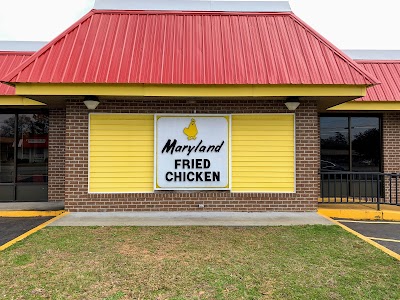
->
1, 0, 399, 212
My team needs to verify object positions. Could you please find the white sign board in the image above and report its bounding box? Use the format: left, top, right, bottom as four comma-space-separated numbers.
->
155, 115, 230, 190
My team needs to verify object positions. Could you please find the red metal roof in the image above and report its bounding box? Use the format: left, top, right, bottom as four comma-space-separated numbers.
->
356, 61, 400, 101
0, 52, 33, 95
3, 10, 378, 85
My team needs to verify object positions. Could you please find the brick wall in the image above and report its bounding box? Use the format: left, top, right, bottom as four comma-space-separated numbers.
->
382, 113, 400, 203
383, 113, 400, 173
64, 98, 319, 212
48, 108, 66, 202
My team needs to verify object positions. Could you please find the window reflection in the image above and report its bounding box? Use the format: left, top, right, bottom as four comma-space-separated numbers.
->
0, 114, 15, 183
320, 117, 350, 171
351, 117, 380, 172
17, 114, 49, 183
320, 116, 381, 172
320, 116, 381, 199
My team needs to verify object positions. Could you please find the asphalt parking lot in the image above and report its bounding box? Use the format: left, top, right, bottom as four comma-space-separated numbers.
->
338, 220, 400, 254
0, 217, 52, 246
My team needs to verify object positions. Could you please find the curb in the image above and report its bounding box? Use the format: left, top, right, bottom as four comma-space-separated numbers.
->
318, 213, 400, 261
0, 210, 65, 217
0, 212, 70, 252
318, 208, 400, 221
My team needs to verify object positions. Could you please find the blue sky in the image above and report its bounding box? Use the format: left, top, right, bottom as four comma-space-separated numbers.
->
0, 0, 399, 50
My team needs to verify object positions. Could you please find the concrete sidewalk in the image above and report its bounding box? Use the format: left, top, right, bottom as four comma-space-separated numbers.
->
49, 211, 333, 226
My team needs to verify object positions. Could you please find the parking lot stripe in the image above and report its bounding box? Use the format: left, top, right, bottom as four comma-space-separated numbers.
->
367, 237, 400, 243
0, 212, 69, 252
318, 213, 400, 261
336, 220, 400, 224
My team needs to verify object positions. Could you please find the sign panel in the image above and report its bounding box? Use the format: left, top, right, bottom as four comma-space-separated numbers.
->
155, 115, 230, 190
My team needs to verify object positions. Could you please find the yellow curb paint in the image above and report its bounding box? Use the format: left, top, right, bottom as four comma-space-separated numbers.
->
383, 211, 400, 222
0, 210, 65, 217
0, 212, 70, 252
318, 213, 400, 261
318, 208, 383, 220
367, 237, 400, 243
318, 208, 400, 222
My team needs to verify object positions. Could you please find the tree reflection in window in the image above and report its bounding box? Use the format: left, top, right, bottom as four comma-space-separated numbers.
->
320, 116, 380, 172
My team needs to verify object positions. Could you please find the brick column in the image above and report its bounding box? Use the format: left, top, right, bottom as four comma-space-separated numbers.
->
382, 113, 400, 204
294, 100, 320, 210
65, 100, 89, 209
48, 108, 66, 202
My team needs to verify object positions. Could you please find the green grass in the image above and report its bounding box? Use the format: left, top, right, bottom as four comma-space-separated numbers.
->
0, 226, 399, 299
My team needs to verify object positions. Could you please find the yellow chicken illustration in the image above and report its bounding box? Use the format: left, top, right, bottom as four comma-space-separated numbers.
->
183, 118, 198, 140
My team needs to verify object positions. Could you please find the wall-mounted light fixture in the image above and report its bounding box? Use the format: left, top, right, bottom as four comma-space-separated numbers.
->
83, 96, 100, 110
284, 97, 300, 111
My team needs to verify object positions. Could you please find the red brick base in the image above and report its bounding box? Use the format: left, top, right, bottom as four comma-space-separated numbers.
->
61, 98, 319, 212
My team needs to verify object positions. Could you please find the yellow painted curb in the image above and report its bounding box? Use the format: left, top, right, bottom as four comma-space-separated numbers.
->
318, 208, 383, 220
0, 210, 65, 217
318, 213, 400, 261
318, 208, 400, 221
383, 211, 400, 222
0, 212, 70, 252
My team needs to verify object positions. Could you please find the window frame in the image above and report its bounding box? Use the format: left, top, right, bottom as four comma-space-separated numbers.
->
319, 113, 383, 173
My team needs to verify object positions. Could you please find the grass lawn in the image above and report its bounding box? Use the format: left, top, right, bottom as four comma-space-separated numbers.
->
0, 225, 399, 300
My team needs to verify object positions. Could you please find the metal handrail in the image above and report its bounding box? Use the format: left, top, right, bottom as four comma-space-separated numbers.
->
320, 171, 400, 210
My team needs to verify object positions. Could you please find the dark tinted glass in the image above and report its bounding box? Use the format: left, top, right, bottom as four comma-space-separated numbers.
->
351, 117, 380, 172
321, 116, 381, 172
16, 114, 49, 183
320, 117, 350, 171
0, 114, 15, 183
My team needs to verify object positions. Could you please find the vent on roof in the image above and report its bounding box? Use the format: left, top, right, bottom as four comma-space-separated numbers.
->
344, 50, 400, 61
94, 0, 291, 12
0, 41, 47, 52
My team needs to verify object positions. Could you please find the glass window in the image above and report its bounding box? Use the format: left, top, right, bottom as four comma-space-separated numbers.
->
351, 117, 380, 172
320, 116, 381, 172
320, 117, 350, 171
0, 114, 15, 183
0, 112, 48, 202
320, 116, 381, 199
17, 114, 49, 183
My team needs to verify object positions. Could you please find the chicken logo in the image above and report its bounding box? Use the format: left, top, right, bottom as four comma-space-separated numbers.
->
183, 118, 198, 140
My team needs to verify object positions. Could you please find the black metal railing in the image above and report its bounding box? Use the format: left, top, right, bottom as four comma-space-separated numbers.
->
320, 171, 400, 210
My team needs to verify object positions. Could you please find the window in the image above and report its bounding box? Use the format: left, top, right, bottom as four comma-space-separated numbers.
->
0, 112, 49, 202
320, 116, 381, 172
320, 115, 381, 199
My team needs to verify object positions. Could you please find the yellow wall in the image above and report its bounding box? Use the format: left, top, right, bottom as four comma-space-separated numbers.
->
89, 114, 154, 193
231, 115, 295, 192
89, 114, 295, 193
